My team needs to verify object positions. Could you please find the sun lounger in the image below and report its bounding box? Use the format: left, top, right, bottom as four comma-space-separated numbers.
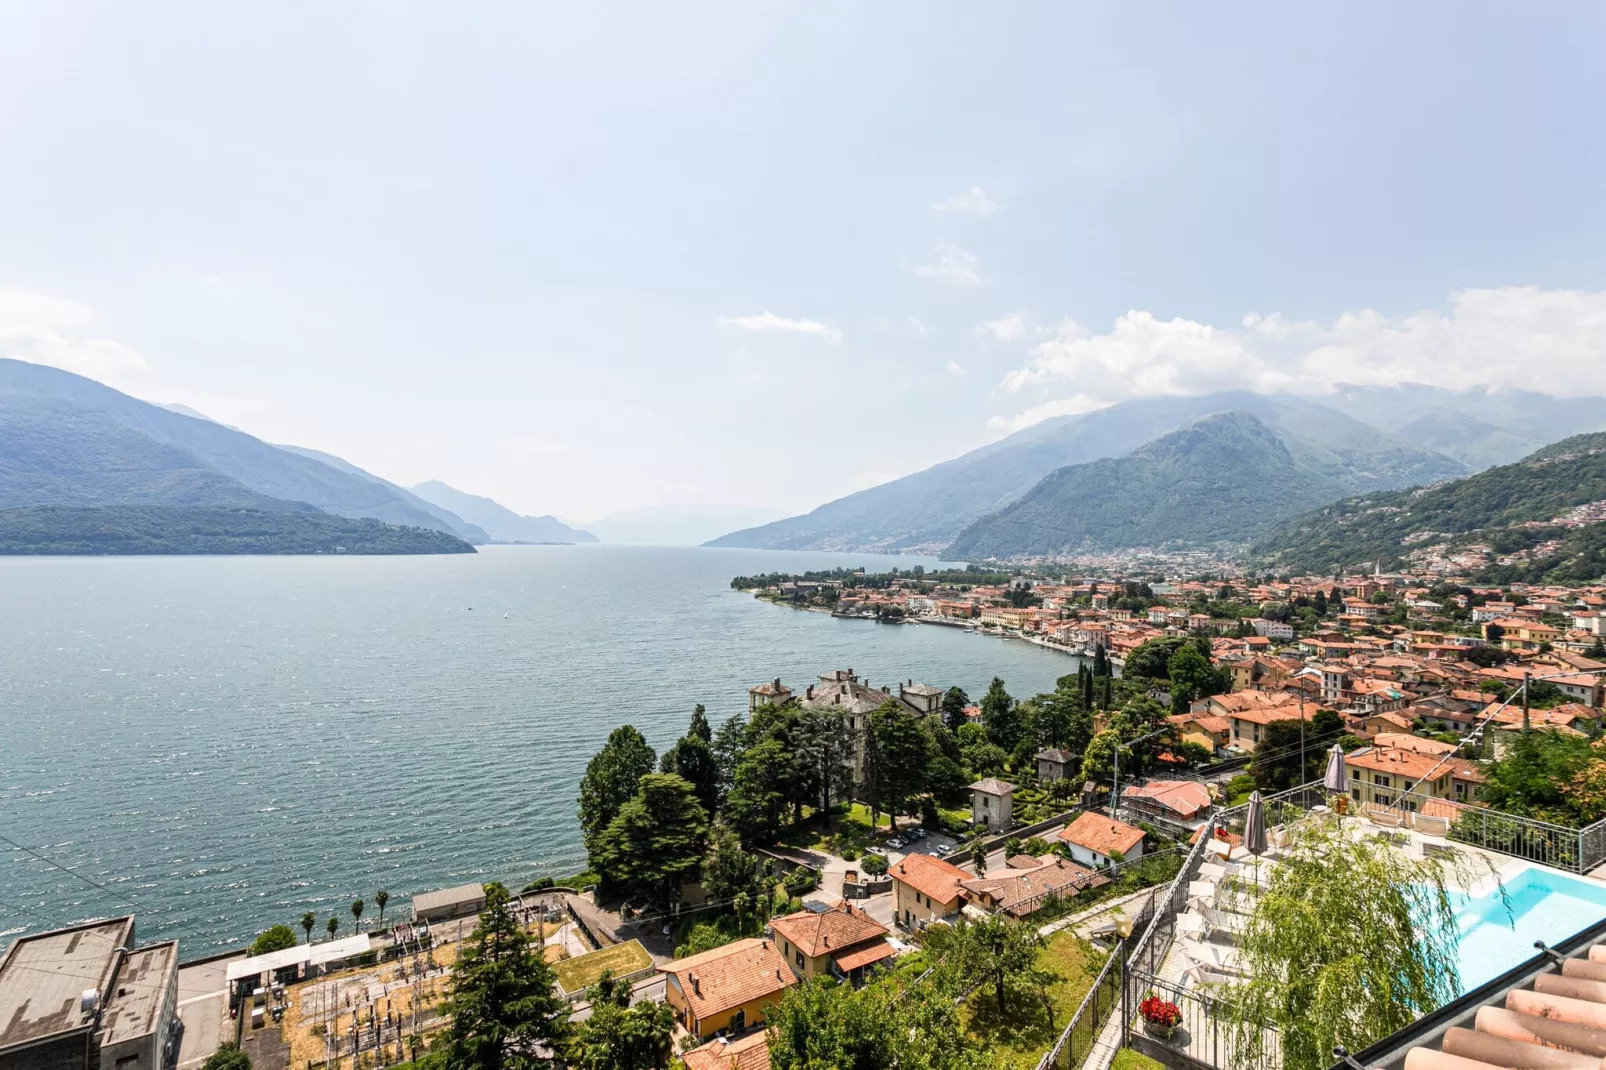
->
1197, 862, 1228, 882
1187, 880, 1218, 902
1181, 938, 1246, 973
1367, 808, 1406, 829
1186, 963, 1241, 987
1176, 912, 1209, 938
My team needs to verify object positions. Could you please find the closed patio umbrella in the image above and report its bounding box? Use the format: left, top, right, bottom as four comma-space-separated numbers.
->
1243, 791, 1268, 858
1323, 743, 1348, 792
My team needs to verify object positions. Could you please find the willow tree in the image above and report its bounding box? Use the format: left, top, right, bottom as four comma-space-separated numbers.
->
1212, 816, 1501, 1070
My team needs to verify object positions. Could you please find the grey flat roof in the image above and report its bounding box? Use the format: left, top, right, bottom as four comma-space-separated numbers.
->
101, 941, 176, 1045
0, 917, 135, 1051
412, 883, 485, 914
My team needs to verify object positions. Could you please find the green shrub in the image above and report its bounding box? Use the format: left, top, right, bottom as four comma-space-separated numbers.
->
250, 925, 298, 956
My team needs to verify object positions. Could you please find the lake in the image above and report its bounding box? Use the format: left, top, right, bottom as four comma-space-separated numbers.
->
0, 545, 1081, 952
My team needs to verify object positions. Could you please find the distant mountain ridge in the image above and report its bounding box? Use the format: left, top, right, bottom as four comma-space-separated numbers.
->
410, 480, 596, 544
707, 391, 1467, 553
586, 504, 788, 545
945, 411, 1338, 559
1249, 431, 1606, 581
0, 359, 477, 555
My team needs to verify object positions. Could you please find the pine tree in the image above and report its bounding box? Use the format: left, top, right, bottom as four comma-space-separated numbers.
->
443, 882, 568, 1070
688, 704, 712, 744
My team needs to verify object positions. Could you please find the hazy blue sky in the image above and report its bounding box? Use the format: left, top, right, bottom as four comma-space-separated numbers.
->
3, 3, 1606, 519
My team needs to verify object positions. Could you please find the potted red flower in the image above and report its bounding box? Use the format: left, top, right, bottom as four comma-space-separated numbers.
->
1138, 991, 1182, 1040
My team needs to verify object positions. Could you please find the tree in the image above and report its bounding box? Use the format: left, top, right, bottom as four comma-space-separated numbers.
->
567, 972, 675, 1070
865, 702, 931, 825
1080, 729, 1120, 784
578, 725, 657, 858
1313, 588, 1328, 616
300, 912, 316, 944
771, 976, 982, 1070
942, 686, 971, 732
351, 898, 365, 931
925, 754, 971, 806
970, 828, 989, 877
724, 738, 795, 845
593, 773, 710, 908
1092, 645, 1110, 678
712, 712, 750, 800
979, 678, 1023, 752
201, 1044, 252, 1070
701, 823, 768, 903
659, 734, 721, 817
938, 915, 1047, 1019
1215, 817, 1482, 1070
326, 916, 338, 940
375, 889, 389, 925
251, 924, 298, 956
1167, 644, 1225, 713
795, 704, 854, 826
443, 881, 568, 1070
1311, 707, 1344, 744
688, 703, 712, 743
1123, 637, 1188, 680
1251, 719, 1319, 792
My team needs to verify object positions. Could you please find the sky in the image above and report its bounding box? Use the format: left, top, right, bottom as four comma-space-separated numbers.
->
3, 3, 1606, 520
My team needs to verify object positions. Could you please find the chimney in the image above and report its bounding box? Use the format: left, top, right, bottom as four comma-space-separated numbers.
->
807, 684, 814, 699
691, 973, 700, 996
774, 677, 782, 691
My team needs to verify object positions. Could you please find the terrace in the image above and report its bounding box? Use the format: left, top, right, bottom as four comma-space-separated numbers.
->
1033, 779, 1606, 1070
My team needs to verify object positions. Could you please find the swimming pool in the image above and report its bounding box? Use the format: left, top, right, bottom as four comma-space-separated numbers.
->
1450, 865, 1606, 991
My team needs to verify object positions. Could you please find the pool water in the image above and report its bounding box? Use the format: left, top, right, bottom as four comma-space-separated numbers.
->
1450, 866, 1606, 991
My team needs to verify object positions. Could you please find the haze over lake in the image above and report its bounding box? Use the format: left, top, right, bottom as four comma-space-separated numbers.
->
0, 545, 1080, 950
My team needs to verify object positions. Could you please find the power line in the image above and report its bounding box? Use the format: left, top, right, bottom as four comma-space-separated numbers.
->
0, 832, 141, 908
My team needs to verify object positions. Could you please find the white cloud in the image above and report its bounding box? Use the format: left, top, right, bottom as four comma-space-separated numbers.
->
977, 312, 1026, 343
0, 291, 147, 383
992, 286, 1606, 429
911, 242, 984, 288
718, 311, 842, 344
946, 360, 966, 376
907, 317, 933, 337
931, 186, 999, 216
986, 394, 1106, 432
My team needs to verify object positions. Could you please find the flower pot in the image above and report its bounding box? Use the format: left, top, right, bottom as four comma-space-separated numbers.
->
1142, 1018, 1178, 1041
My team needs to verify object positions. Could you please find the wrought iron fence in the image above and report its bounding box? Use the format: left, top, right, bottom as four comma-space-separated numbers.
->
1126, 967, 1281, 1070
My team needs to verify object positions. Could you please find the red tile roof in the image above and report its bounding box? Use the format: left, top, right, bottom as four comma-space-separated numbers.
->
1058, 812, 1145, 857
890, 853, 970, 906
769, 901, 887, 960
660, 938, 796, 1021
682, 1032, 771, 1070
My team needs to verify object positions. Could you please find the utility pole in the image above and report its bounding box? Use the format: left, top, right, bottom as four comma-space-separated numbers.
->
1522, 672, 1531, 735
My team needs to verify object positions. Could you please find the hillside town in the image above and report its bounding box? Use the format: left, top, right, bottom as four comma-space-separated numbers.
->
23, 565, 1606, 1070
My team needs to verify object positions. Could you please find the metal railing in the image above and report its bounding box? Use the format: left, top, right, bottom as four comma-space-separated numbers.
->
1126, 967, 1281, 1070
1036, 808, 1220, 1070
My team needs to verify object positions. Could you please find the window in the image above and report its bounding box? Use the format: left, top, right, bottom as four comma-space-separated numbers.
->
733, 1009, 746, 1031
1351, 788, 1361, 802
1373, 774, 1391, 787
796, 950, 804, 968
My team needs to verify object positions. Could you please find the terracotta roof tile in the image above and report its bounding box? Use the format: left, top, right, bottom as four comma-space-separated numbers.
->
1058, 812, 1145, 857
890, 853, 970, 906
769, 901, 887, 960
682, 1032, 771, 1070
660, 938, 795, 1021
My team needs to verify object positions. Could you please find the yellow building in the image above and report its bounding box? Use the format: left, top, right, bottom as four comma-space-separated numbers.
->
890, 852, 970, 931
660, 937, 796, 1040
769, 900, 893, 984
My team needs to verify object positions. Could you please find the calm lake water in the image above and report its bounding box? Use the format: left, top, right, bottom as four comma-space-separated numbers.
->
0, 545, 1080, 952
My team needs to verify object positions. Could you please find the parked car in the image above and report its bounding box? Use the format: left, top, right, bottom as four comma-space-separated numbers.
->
936, 843, 953, 856
907, 828, 926, 840
886, 837, 904, 849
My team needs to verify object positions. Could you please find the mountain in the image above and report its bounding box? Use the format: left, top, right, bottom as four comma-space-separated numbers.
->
409, 480, 596, 544
945, 412, 1338, 559
0, 359, 482, 540
0, 505, 475, 556
274, 447, 490, 542
706, 392, 1466, 553
586, 504, 788, 546
1314, 385, 1606, 469
1249, 432, 1606, 581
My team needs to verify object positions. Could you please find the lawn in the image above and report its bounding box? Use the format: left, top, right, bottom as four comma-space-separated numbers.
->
550, 939, 653, 995
961, 930, 1107, 1069
1111, 1050, 1166, 1070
